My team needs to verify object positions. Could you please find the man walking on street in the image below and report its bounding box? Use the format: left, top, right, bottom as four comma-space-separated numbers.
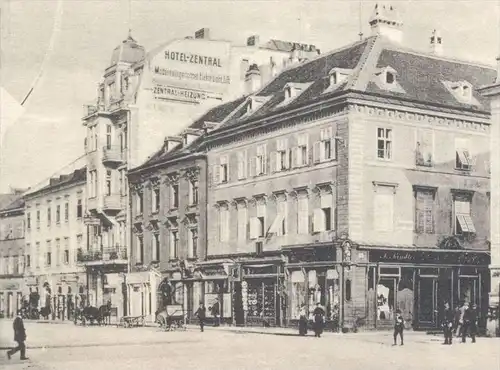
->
443, 302, 454, 345
462, 303, 477, 343
6, 311, 28, 361
194, 302, 206, 332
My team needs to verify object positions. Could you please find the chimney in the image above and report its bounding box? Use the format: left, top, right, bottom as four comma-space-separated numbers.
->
430, 29, 443, 56
164, 136, 183, 153
290, 46, 300, 64
369, 3, 404, 44
245, 64, 261, 94
194, 28, 210, 40
247, 35, 260, 46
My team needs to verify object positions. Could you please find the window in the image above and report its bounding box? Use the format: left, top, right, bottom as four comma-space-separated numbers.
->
314, 127, 336, 163
294, 134, 309, 167
77, 199, 83, 218
377, 128, 392, 160
297, 196, 309, 234
47, 207, 51, 226
170, 230, 179, 259
152, 233, 160, 261
26, 254, 31, 268
64, 202, 69, 222
274, 139, 289, 172
120, 170, 127, 196
152, 188, 160, 213
373, 185, 395, 231
27, 213, 31, 230
56, 205, 61, 223
416, 130, 433, 167
252, 145, 267, 176
188, 229, 198, 258
189, 180, 199, 205
415, 188, 435, 234
35, 242, 40, 268
64, 249, 69, 264
106, 170, 112, 196
170, 184, 179, 209
46, 251, 52, 267
237, 205, 248, 242
455, 138, 474, 171
219, 206, 230, 242
386, 72, 394, 85
36, 210, 40, 228
453, 194, 476, 235
136, 236, 144, 264
277, 199, 287, 235
220, 156, 228, 183
313, 193, 333, 232
136, 191, 144, 214
237, 151, 248, 180
55, 238, 61, 265
106, 125, 112, 149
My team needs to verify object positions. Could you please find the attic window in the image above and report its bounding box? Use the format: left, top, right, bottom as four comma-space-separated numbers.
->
386, 72, 395, 85
446, 81, 476, 104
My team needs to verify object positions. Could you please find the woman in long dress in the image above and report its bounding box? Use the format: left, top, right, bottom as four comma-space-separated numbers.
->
298, 304, 308, 336
313, 303, 325, 338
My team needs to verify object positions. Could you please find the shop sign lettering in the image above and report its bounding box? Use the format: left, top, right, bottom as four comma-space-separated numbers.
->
370, 249, 490, 266
164, 50, 223, 67
288, 247, 336, 264
243, 265, 277, 276
201, 266, 226, 276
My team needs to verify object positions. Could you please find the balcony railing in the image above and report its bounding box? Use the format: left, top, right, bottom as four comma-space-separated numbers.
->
103, 193, 121, 211
83, 104, 99, 117
77, 247, 127, 263
102, 145, 125, 165
82, 98, 128, 119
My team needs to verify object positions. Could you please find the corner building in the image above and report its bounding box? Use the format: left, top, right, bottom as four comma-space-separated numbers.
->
202, 6, 493, 330
89, 27, 315, 318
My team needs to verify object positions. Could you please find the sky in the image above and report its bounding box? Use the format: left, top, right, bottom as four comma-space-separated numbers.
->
0, 0, 499, 193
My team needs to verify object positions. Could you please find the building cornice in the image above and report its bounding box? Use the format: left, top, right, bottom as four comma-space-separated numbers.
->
24, 180, 86, 201
0, 207, 24, 218
128, 152, 206, 180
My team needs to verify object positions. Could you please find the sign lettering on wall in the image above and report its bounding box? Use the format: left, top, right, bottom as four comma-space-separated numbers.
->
369, 249, 490, 266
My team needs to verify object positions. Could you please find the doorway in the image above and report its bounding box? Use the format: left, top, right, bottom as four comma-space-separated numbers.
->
233, 282, 244, 326
417, 278, 437, 327
377, 277, 397, 325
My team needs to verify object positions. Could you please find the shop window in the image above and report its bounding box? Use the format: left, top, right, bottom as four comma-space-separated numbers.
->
290, 270, 306, 319
345, 279, 352, 301
380, 267, 399, 275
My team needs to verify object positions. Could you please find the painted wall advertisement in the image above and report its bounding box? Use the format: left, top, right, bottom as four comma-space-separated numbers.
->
148, 39, 232, 105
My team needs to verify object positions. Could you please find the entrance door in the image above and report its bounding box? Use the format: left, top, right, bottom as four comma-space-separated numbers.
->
418, 278, 437, 327
233, 282, 244, 326
377, 278, 397, 327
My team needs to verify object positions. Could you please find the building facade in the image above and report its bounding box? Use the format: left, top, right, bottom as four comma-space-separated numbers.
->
0, 194, 25, 317
149, 5, 492, 331
82, 27, 318, 316
24, 168, 87, 320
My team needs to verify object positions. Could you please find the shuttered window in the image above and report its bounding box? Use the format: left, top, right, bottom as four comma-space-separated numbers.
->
415, 189, 434, 234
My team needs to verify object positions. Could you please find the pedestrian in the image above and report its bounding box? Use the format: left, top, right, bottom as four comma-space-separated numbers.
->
453, 304, 462, 337
194, 302, 206, 332
456, 301, 466, 338
393, 309, 404, 346
298, 304, 308, 336
442, 302, 454, 345
211, 298, 220, 327
6, 311, 28, 361
462, 303, 477, 343
312, 302, 325, 338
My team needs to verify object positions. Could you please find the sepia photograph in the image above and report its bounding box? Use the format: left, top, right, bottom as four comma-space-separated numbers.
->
0, 0, 499, 369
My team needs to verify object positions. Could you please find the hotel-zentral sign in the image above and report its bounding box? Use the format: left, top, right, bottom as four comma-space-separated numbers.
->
164, 50, 223, 68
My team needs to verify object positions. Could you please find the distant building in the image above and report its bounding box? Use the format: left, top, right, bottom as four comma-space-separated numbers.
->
0, 192, 25, 317
81, 27, 318, 315
24, 168, 87, 320
128, 4, 494, 330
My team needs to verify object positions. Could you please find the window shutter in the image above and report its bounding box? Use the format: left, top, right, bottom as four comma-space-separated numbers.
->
293, 147, 300, 168
313, 208, 325, 232
261, 146, 267, 174
423, 193, 434, 233
213, 165, 221, 185
330, 139, 337, 160
313, 141, 321, 163
270, 151, 278, 172
250, 156, 257, 177
249, 217, 259, 239
415, 191, 425, 233
285, 149, 291, 169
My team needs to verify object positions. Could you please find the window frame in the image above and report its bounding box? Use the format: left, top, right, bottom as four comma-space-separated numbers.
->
376, 127, 393, 161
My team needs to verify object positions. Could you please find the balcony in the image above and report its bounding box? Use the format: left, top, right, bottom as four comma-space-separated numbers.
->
77, 246, 128, 266
102, 145, 125, 166
103, 194, 121, 211
83, 104, 99, 118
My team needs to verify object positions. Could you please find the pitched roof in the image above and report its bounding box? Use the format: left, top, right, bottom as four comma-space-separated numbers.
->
0, 196, 24, 212
25, 167, 86, 197
0, 194, 18, 211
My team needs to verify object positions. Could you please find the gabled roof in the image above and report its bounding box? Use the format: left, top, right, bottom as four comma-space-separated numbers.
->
25, 167, 86, 198
0, 196, 24, 213
0, 194, 18, 211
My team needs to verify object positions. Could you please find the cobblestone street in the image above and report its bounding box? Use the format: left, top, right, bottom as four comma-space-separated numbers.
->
0, 321, 498, 370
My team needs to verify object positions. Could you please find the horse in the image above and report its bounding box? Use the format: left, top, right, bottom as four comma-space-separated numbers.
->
75, 306, 101, 326
98, 301, 112, 326
40, 306, 51, 320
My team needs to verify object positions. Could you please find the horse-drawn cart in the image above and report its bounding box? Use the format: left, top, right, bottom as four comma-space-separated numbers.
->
156, 305, 186, 331
119, 315, 146, 328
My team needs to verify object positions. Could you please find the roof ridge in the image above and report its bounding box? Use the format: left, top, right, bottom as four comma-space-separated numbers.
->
348, 36, 384, 92
382, 42, 495, 70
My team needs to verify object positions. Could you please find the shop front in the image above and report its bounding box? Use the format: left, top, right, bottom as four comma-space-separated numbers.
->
126, 269, 161, 322
237, 257, 284, 327
192, 261, 233, 325
52, 273, 86, 321
363, 246, 490, 330
283, 243, 340, 331
0, 278, 23, 318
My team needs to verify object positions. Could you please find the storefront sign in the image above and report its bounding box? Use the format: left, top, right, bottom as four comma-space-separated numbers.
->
287, 247, 336, 264
243, 265, 277, 276
369, 249, 490, 266
199, 266, 227, 277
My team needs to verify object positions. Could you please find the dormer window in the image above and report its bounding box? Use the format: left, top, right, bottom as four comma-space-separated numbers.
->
386, 71, 395, 85
444, 80, 477, 105
373, 66, 405, 93
244, 96, 270, 116
278, 82, 313, 107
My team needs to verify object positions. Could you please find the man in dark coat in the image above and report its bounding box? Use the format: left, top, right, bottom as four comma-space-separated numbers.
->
194, 302, 206, 332
312, 303, 325, 338
7, 312, 28, 360
393, 309, 404, 346
462, 303, 477, 343
211, 299, 220, 327
442, 302, 454, 345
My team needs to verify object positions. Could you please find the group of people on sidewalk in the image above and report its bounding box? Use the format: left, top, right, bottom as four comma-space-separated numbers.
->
298, 302, 326, 338
442, 301, 478, 345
